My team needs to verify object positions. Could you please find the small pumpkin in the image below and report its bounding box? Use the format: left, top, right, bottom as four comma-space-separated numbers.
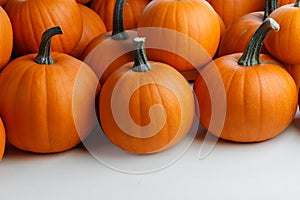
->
265, 0, 300, 64
99, 37, 195, 154
218, 0, 278, 56
90, 0, 151, 31
0, 27, 99, 153
0, 118, 5, 160
137, 0, 220, 78
5, 0, 83, 56
82, 0, 136, 85
70, 4, 107, 59
194, 18, 298, 142
208, 0, 265, 27
0, 6, 12, 70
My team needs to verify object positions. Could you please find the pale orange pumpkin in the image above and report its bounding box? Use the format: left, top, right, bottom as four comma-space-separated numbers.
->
138, 0, 220, 79
0, 27, 99, 153
194, 18, 298, 142
99, 37, 195, 154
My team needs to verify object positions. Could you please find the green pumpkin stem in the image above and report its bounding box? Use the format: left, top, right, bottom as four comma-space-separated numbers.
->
238, 18, 279, 66
111, 0, 129, 40
264, 0, 278, 20
132, 37, 151, 72
295, 0, 300, 7
34, 26, 63, 65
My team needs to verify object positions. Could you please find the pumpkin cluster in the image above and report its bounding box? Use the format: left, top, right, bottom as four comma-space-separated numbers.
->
0, 0, 298, 160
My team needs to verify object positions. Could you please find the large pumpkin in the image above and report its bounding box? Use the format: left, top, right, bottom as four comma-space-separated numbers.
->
218, 0, 278, 56
0, 27, 99, 153
265, 0, 300, 64
208, 0, 265, 27
5, 0, 83, 56
194, 18, 298, 142
0, 6, 12, 70
90, 0, 150, 31
99, 37, 195, 154
137, 0, 220, 79
82, 0, 136, 85
70, 4, 107, 59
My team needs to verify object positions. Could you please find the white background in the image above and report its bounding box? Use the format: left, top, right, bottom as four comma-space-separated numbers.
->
1, 112, 300, 200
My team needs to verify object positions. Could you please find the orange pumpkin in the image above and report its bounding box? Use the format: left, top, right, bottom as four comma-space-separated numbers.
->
99, 37, 195, 154
285, 64, 300, 91
278, 0, 294, 6
265, 1, 300, 64
218, 0, 278, 56
70, 4, 107, 59
137, 0, 220, 77
5, 0, 83, 56
0, 6, 12, 70
208, 0, 265, 27
0, 27, 99, 153
76, 0, 91, 4
0, 118, 5, 160
90, 0, 151, 31
194, 18, 298, 142
82, 0, 136, 85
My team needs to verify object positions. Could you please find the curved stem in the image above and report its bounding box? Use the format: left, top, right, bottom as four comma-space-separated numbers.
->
238, 18, 280, 66
34, 26, 63, 65
295, 0, 300, 7
111, 0, 129, 40
132, 37, 151, 72
264, 0, 278, 20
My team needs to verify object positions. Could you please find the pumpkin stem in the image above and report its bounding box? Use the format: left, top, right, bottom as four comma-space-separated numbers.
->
295, 0, 300, 7
111, 0, 129, 40
264, 0, 278, 20
34, 26, 63, 65
238, 18, 279, 66
132, 37, 151, 72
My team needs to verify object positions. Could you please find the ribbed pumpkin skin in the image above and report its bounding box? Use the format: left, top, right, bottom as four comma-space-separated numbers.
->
100, 62, 195, 154
70, 4, 107, 58
138, 0, 220, 72
208, 0, 265, 27
265, 5, 300, 64
0, 6, 12, 70
194, 54, 298, 142
218, 12, 265, 56
0, 53, 98, 153
5, 0, 83, 56
91, 0, 150, 31
0, 118, 5, 160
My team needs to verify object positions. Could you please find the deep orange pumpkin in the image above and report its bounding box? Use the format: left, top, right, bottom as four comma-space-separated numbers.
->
218, 0, 278, 56
265, 1, 300, 64
5, 0, 83, 56
90, 0, 151, 31
70, 4, 107, 59
208, 0, 265, 27
0, 27, 99, 153
285, 64, 300, 91
0, 118, 5, 160
137, 0, 220, 76
99, 37, 195, 154
82, 0, 136, 85
0, 6, 12, 70
194, 18, 298, 142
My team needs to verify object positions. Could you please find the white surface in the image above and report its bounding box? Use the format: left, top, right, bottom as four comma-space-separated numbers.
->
1, 113, 300, 200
